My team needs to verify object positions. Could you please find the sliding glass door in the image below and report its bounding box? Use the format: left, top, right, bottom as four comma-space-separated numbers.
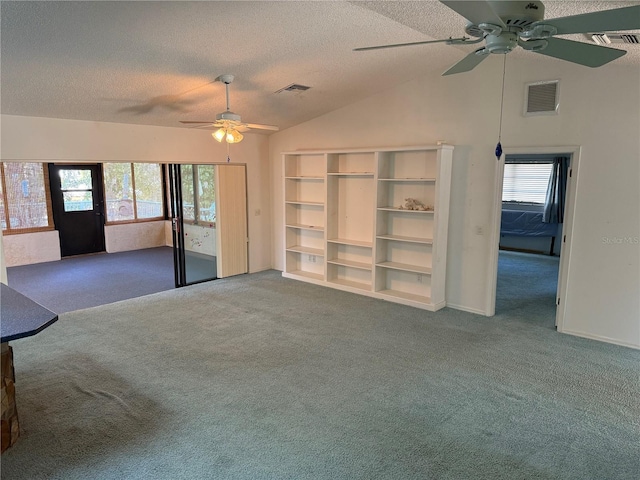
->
168, 164, 218, 287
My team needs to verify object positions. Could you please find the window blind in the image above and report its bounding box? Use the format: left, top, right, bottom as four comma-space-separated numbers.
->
502, 163, 553, 204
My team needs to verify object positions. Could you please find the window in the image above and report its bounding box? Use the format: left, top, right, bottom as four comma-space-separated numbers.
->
502, 162, 553, 204
181, 164, 215, 224
0, 162, 53, 233
103, 163, 164, 223
59, 169, 94, 212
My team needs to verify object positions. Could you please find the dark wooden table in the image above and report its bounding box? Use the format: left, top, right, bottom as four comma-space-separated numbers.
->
1, 283, 59, 453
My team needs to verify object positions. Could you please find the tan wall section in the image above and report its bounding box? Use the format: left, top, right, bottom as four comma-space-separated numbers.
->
2, 231, 61, 267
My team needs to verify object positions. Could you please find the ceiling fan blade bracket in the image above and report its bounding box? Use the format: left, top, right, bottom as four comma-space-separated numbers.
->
520, 24, 557, 40
518, 38, 548, 52
447, 36, 483, 46
478, 23, 503, 36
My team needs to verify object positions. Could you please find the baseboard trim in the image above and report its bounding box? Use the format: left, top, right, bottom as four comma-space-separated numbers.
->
559, 328, 639, 350
446, 303, 486, 316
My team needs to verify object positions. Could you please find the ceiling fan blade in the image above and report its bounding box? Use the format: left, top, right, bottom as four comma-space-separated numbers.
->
539, 5, 640, 35
245, 123, 279, 131
439, 0, 505, 28
442, 49, 489, 76
354, 37, 470, 52
179, 121, 217, 125
530, 37, 626, 67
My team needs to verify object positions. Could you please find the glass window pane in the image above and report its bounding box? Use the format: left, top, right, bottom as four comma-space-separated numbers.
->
103, 163, 134, 222
3, 162, 51, 230
181, 165, 195, 222
502, 163, 553, 204
59, 169, 92, 191
133, 163, 163, 219
63, 191, 93, 211
0, 174, 6, 229
196, 165, 216, 223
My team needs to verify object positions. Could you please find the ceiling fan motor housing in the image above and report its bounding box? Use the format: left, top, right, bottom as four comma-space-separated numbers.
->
216, 111, 242, 123
466, 1, 545, 42
490, 0, 545, 28
485, 32, 519, 54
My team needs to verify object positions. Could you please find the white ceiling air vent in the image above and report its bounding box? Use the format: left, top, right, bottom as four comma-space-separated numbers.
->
275, 83, 311, 94
589, 33, 640, 45
524, 80, 559, 116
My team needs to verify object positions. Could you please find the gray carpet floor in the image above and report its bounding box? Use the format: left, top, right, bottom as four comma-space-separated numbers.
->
6, 247, 175, 313
2, 266, 638, 479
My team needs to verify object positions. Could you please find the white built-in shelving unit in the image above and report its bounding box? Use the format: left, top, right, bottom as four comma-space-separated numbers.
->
282, 145, 453, 311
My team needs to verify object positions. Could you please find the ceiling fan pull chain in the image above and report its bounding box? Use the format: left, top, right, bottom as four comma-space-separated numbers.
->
495, 54, 507, 161
226, 140, 231, 163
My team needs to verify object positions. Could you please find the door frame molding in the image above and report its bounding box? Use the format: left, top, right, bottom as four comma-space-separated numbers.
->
486, 145, 581, 332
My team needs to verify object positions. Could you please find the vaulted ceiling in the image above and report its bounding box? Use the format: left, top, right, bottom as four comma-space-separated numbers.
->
2, 1, 639, 132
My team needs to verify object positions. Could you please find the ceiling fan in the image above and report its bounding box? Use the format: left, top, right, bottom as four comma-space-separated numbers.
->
355, 1, 640, 75
180, 74, 278, 143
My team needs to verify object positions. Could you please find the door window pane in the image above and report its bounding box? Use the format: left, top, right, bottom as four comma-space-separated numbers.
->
133, 163, 163, 219
104, 163, 134, 222
59, 169, 92, 190
63, 191, 93, 212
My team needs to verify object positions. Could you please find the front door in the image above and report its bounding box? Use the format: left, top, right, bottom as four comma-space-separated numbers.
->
48, 164, 105, 257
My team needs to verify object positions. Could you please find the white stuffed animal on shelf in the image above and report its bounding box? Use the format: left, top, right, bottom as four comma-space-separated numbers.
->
398, 197, 433, 211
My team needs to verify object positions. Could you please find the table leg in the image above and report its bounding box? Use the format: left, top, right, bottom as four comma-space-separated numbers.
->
1, 342, 19, 453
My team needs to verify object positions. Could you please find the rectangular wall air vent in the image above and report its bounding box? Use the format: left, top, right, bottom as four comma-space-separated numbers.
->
275, 83, 311, 94
524, 80, 559, 116
590, 33, 640, 45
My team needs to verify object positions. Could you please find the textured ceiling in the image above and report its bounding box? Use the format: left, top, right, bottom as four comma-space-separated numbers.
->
2, 1, 639, 132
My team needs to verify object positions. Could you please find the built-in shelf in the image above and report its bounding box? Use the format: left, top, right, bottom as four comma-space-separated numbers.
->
286, 270, 324, 282
378, 289, 431, 304
283, 145, 453, 312
376, 261, 432, 275
328, 278, 371, 291
285, 176, 324, 180
376, 234, 433, 245
327, 258, 372, 271
327, 172, 374, 177
378, 178, 436, 182
285, 200, 324, 207
377, 207, 434, 214
285, 223, 324, 232
286, 245, 324, 256
327, 238, 373, 248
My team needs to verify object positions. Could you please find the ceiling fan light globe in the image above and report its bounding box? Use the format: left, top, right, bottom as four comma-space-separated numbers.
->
213, 128, 226, 142
226, 130, 243, 143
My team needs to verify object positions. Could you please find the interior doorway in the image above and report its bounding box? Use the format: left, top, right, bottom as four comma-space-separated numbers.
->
48, 163, 105, 257
487, 146, 581, 331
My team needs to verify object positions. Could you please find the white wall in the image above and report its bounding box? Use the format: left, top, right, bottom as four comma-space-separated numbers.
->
269, 57, 639, 348
0, 115, 272, 273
